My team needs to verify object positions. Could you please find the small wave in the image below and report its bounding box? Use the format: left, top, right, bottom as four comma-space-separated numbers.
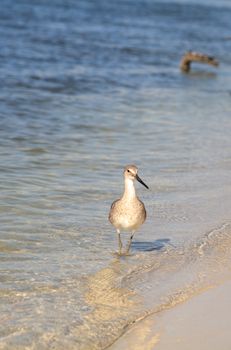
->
73, 222, 231, 350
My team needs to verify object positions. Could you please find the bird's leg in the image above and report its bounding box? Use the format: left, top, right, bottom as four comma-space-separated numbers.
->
126, 231, 135, 254
117, 229, 123, 255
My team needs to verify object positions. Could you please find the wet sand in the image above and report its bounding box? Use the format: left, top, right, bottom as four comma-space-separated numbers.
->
109, 279, 231, 350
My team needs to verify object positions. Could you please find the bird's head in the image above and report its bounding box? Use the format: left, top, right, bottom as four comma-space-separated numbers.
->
124, 165, 149, 189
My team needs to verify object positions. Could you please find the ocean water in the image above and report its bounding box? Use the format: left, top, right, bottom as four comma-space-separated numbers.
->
1, 0, 231, 349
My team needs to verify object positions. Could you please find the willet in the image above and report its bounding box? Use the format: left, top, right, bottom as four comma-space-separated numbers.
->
109, 165, 149, 255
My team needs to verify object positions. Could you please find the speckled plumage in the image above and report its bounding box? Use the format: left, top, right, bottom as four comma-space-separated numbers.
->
109, 196, 146, 232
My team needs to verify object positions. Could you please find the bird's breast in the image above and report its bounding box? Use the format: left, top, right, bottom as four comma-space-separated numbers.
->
109, 197, 146, 231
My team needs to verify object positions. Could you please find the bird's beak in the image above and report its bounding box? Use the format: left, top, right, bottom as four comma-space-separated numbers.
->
136, 174, 149, 189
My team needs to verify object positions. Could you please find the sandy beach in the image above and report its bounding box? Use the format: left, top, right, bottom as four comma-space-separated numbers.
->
109, 278, 231, 350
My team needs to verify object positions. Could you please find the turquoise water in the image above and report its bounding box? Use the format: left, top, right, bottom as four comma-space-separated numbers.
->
1, 0, 231, 348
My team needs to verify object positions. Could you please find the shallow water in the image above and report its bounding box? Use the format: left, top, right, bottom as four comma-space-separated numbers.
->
1, 0, 231, 348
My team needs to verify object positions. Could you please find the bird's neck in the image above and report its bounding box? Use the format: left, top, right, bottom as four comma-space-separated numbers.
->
122, 178, 136, 200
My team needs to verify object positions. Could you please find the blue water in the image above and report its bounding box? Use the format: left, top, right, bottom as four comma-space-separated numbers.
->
1, 0, 231, 349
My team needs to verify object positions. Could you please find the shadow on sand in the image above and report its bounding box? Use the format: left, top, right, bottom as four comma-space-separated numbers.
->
132, 238, 174, 252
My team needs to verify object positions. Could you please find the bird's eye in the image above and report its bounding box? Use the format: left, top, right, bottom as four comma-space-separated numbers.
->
127, 169, 130, 173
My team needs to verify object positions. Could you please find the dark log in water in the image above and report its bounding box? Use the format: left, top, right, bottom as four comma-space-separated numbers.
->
180, 51, 219, 72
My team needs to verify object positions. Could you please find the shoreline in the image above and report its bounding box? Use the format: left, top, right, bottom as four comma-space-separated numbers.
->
109, 278, 231, 350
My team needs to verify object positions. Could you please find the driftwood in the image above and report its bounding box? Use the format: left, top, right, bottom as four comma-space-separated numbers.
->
180, 51, 219, 72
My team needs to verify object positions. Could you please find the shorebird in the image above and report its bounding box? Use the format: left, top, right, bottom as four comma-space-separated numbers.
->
109, 165, 149, 255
